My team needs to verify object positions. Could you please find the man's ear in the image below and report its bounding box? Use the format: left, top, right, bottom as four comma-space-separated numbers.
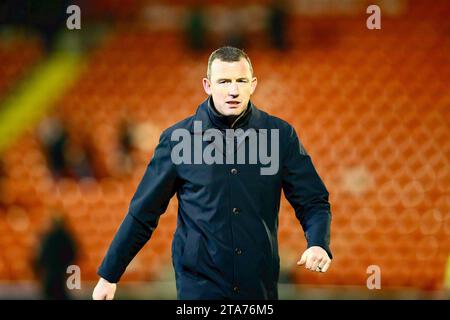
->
202, 78, 212, 95
250, 77, 258, 95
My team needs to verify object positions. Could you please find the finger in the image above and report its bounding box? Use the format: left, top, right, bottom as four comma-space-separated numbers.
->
92, 292, 105, 300
317, 257, 328, 271
305, 255, 317, 270
321, 259, 332, 273
305, 254, 312, 269
310, 256, 322, 271
297, 251, 307, 265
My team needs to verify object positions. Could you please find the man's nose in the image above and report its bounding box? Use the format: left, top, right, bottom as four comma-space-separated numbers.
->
228, 82, 239, 96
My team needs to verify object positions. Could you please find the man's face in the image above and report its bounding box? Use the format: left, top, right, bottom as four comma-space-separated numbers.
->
203, 58, 257, 116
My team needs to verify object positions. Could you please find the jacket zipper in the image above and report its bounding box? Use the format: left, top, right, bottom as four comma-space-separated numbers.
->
230, 107, 248, 128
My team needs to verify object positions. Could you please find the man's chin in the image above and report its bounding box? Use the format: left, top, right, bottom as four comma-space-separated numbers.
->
225, 110, 243, 116
221, 106, 246, 116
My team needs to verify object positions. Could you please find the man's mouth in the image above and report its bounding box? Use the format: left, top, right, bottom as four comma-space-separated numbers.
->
226, 101, 241, 107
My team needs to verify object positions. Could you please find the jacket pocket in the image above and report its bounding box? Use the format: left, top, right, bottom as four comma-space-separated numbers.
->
181, 230, 200, 272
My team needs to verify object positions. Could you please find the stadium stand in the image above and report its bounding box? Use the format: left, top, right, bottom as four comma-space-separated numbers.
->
0, 0, 448, 293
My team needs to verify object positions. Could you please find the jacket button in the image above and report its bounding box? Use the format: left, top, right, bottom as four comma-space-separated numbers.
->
232, 207, 240, 214
233, 286, 240, 293
235, 248, 242, 255
230, 168, 238, 175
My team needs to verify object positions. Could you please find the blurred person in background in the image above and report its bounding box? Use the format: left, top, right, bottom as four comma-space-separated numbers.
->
267, 0, 288, 50
66, 138, 96, 180
37, 116, 70, 180
34, 212, 78, 300
93, 46, 332, 300
116, 117, 137, 175
185, 3, 207, 51
38, 117, 98, 181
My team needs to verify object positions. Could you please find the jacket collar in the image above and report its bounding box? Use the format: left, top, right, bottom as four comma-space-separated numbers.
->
190, 96, 266, 133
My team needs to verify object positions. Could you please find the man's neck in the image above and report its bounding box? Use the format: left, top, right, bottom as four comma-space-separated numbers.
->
210, 100, 248, 127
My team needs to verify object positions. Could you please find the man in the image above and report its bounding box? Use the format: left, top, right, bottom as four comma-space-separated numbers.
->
35, 213, 77, 300
93, 46, 332, 300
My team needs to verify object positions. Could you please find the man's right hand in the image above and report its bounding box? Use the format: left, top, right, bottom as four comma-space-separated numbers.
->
92, 277, 117, 300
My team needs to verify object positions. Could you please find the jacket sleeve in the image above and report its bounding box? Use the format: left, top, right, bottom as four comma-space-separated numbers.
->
97, 131, 178, 282
281, 126, 332, 259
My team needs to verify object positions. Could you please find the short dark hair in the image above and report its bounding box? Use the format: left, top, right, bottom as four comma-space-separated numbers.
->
207, 46, 253, 79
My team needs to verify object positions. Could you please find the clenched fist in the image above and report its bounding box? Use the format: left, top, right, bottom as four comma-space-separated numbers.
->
92, 277, 117, 300
297, 246, 332, 273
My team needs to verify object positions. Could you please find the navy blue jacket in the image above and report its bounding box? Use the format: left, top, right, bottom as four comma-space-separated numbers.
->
98, 97, 332, 300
